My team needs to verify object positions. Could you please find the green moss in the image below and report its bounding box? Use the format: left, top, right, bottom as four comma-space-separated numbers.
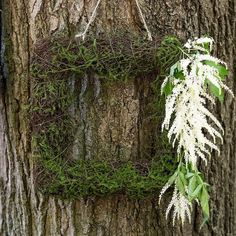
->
32, 32, 161, 82
31, 33, 182, 199
38, 156, 177, 199
156, 36, 182, 76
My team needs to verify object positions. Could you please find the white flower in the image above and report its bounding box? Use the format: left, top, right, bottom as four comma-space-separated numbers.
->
195, 37, 214, 45
159, 183, 171, 204
166, 186, 192, 225
161, 37, 233, 167
184, 37, 214, 53
160, 36, 234, 225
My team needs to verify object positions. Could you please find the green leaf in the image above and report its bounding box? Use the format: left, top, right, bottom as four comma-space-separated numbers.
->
211, 84, 224, 102
202, 42, 210, 53
170, 62, 179, 76
200, 187, 210, 227
167, 171, 178, 185
174, 70, 185, 80
206, 79, 224, 102
162, 79, 174, 96
179, 171, 187, 186
185, 172, 194, 179
190, 184, 202, 199
200, 188, 209, 210
188, 175, 197, 196
176, 175, 185, 195
203, 60, 228, 80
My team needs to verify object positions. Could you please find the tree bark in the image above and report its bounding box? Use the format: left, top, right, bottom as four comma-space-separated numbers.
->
0, 0, 235, 235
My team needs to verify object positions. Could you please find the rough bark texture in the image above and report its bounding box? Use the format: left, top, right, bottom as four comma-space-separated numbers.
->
0, 0, 235, 235
71, 77, 155, 162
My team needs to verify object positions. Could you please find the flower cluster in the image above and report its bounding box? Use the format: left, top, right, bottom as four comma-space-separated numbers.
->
166, 187, 192, 225
160, 37, 234, 225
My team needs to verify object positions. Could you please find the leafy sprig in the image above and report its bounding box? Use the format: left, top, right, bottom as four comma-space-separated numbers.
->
159, 37, 234, 226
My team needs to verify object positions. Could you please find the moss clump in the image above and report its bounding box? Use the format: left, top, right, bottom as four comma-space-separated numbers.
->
156, 36, 182, 76
31, 33, 182, 199
37, 156, 177, 199
32, 32, 161, 81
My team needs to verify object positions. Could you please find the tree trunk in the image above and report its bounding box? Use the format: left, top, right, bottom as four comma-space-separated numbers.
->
0, 0, 235, 235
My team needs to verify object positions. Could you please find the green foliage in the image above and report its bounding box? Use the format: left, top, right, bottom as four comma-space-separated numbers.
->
203, 59, 228, 102
156, 36, 182, 76
38, 156, 177, 199
185, 165, 210, 225
31, 33, 182, 199
154, 36, 182, 98
33, 32, 159, 82
159, 37, 232, 225
162, 163, 210, 224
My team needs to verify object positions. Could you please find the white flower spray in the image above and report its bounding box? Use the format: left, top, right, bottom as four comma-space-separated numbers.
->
159, 37, 234, 225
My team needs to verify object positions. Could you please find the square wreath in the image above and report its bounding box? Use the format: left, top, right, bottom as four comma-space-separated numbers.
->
30, 33, 182, 199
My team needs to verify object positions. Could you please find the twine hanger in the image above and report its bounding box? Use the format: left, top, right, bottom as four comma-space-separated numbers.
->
75, 0, 152, 41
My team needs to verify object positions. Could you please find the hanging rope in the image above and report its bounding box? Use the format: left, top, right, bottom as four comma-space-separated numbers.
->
75, 0, 102, 40
75, 0, 152, 41
134, 0, 152, 41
